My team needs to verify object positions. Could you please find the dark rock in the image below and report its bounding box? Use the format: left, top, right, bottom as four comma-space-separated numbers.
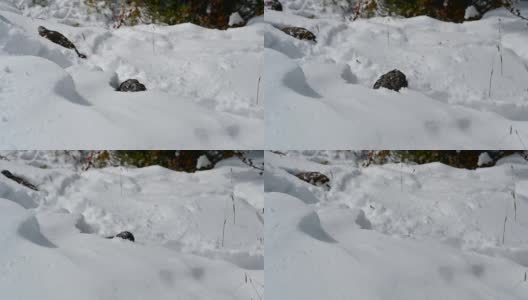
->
1, 170, 13, 178
116, 231, 135, 242
265, 0, 283, 11
117, 79, 146, 92
38, 26, 86, 59
1, 169, 38, 191
373, 69, 408, 92
281, 27, 317, 42
295, 171, 330, 189
107, 231, 135, 242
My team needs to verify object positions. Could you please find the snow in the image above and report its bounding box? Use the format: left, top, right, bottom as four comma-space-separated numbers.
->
196, 155, 212, 169
465, 5, 480, 19
271, 0, 356, 19
478, 151, 493, 166
266, 151, 528, 299
0, 151, 263, 299
9, 0, 115, 27
229, 12, 245, 26
0, 0, 263, 149
265, 2, 528, 148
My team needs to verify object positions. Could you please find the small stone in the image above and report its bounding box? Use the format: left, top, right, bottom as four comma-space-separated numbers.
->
373, 69, 408, 92
115, 231, 135, 242
281, 27, 317, 43
295, 171, 330, 189
117, 79, 147, 92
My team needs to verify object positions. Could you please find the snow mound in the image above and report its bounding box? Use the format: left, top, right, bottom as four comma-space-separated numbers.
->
265, 3, 528, 148
0, 152, 264, 299
266, 152, 528, 299
0, 4, 263, 148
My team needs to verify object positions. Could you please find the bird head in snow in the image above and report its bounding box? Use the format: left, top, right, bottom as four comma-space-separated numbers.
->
37, 26, 47, 36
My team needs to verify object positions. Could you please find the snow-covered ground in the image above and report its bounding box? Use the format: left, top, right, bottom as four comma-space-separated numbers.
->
265, 1, 528, 148
266, 151, 528, 299
0, 151, 263, 299
0, 0, 263, 149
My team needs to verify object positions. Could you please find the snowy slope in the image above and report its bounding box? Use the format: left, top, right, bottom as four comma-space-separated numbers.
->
0, 1, 263, 149
265, 2, 528, 148
0, 151, 263, 299
266, 151, 528, 299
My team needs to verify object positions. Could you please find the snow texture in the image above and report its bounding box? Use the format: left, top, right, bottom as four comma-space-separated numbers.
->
0, 151, 264, 299
265, 1, 528, 148
0, 0, 263, 149
266, 151, 528, 299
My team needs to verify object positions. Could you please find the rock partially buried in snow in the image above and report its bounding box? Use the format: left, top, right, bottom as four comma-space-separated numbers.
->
265, 0, 283, 11
373, 69, 408, 92
38, 26, 87, 59
281, 27, 317, 43
1, 169, 39, 191
107, 231, 135, 242
116, 231, 135, 241
117, 79, 146, 92
295, 171, 330, 189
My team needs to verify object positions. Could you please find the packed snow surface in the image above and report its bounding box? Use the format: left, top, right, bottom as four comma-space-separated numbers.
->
266, 151, 528, 299
0, 151, 263, 299
0, 0, 263, 149
265, 2, 528, 148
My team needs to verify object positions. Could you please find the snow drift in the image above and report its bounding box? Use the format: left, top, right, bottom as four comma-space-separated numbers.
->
266, 151, 528, 299
0, 0, 263, 148
0, 151, 263, 299
265, 2, 528, 148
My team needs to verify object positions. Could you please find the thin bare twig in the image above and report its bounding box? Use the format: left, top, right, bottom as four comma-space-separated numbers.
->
245, 272, 263, 300
498, 18, 503, 76
256, 76, 261, 105
231, 193, 236, 224
516, 130, 527, 150
236, 153, 264, 174
503, 215, 508, 244
221, 219, 227, 247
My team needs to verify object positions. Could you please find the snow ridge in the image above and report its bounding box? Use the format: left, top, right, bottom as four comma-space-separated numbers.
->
266, 152, 528, 299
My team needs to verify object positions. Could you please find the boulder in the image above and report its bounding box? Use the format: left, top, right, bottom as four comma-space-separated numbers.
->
281, 27, 317, 43
373, 69, 408, 92
117, 79, 146, 92
295, 171, 330, 189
